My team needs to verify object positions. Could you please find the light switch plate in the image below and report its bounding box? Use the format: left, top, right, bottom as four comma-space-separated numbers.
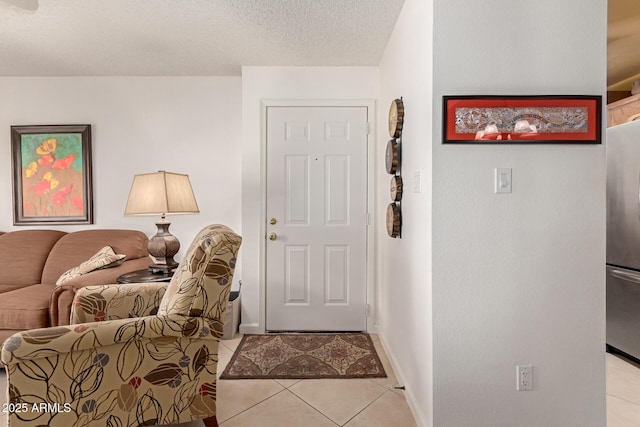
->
494, 168, 512, 193
413, 170, 422, 193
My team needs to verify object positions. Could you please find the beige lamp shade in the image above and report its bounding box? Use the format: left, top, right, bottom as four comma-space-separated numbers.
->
124, 171, 199, 274
125, 171, 199, 216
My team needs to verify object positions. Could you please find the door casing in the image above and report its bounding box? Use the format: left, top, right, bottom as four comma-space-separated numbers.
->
257, 99, 377, 333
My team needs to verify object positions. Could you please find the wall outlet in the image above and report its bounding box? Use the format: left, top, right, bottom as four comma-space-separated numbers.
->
517, 365, 533, 391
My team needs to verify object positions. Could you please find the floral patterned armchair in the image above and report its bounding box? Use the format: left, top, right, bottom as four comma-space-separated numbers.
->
1, 224, 242, 427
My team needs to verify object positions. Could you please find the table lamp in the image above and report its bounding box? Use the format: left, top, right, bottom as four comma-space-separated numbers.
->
124, 171, 199, 273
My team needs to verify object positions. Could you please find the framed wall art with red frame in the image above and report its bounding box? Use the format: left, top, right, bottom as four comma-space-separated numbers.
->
443, 95, 602, 144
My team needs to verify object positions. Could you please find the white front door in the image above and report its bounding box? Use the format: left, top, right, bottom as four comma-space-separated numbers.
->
266, 106, 368, 331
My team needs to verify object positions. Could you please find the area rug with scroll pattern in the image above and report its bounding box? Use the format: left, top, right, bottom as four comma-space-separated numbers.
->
220, 333, 387, 379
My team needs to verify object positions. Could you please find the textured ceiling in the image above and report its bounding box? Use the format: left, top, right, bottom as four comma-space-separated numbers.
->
608, 0, 640, 90
0, 0, 405, 76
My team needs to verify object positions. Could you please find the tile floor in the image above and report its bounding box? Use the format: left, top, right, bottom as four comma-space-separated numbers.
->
4, 340, 638, 426
213, 334, 416, 427
607, 351, 640, 426
0, 334, 417, 427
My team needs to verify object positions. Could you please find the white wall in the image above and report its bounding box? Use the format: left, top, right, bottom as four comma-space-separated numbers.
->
376, 0, 433, 425
240, 66, 378, 332
432, 1, 606, 426
0, 77, 243, 275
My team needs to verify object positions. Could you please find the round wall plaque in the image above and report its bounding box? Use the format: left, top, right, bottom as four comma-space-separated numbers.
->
390, 175, 403, 202
388, 98, 405, 138
386, 203, 401, 238
385, 139, 400, 174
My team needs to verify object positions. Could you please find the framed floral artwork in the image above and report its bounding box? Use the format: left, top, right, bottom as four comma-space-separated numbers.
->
443, 95, 602, 144
11, 124, 93, 225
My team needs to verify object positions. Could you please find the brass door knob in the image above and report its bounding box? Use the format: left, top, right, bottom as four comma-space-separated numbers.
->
268, 233, 277, 241
269, 218, 277, 225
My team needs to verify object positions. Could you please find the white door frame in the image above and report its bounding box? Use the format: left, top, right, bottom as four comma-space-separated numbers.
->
258, 99, 377, 333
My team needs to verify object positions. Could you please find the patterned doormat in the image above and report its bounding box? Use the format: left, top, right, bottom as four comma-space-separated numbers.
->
220, 333, 387, 379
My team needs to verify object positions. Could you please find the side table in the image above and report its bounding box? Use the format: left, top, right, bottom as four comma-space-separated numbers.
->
117, 269, 173, 284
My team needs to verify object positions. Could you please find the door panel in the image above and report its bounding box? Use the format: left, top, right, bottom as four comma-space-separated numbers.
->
326, 155, 350, 224
285, 156, 310, 224
285, 245, 309, 303
325, 245, 349, 303
266, 106, 368, 331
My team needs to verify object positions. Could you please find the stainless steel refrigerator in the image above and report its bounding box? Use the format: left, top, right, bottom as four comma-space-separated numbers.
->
607, 120, 640, 361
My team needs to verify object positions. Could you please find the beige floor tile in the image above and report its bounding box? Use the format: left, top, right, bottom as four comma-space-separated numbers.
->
608, 364, 640, 406
607, 353, 640, 376
289, 379, 386, 425
220, 334, 243, 352
217, 343, 234, 379
607, 353, 640, 426
344, 390, 416, 427
369, 339, 400, 392
216, 379, 284, 423
274, 378, 302, 388
220, 389, 335, 427
607, 394, 640, 427
370, 340, 406, 398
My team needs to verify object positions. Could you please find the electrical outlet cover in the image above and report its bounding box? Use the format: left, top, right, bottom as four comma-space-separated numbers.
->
517, 365, 533, 391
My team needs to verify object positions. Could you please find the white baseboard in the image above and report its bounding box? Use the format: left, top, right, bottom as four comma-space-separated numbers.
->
239, 322, 261, 334
377, 331, 429, 427
239, 323, 380, 335
367, 323, 380, 334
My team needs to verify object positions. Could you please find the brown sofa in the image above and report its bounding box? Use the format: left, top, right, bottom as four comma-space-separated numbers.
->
0, 229, 150, 343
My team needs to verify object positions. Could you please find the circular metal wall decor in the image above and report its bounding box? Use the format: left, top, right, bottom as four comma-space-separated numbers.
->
390, 175, 403, 202
388, 98, 405, 138
385, 139, 400, 175
386, 203, 401, 238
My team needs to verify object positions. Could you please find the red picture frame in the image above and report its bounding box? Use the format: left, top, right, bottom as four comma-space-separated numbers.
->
443, 95, 602, 144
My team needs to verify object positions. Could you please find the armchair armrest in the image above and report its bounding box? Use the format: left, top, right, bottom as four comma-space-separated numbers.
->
1, 314, 213, 364
50, 256, 151, 326
71, 282, 168, 324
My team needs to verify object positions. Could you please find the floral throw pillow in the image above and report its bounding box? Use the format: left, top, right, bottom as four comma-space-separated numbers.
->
56, 246, 126, 285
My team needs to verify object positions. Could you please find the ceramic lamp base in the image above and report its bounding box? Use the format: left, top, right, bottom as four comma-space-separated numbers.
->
148, 220, 180, 274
